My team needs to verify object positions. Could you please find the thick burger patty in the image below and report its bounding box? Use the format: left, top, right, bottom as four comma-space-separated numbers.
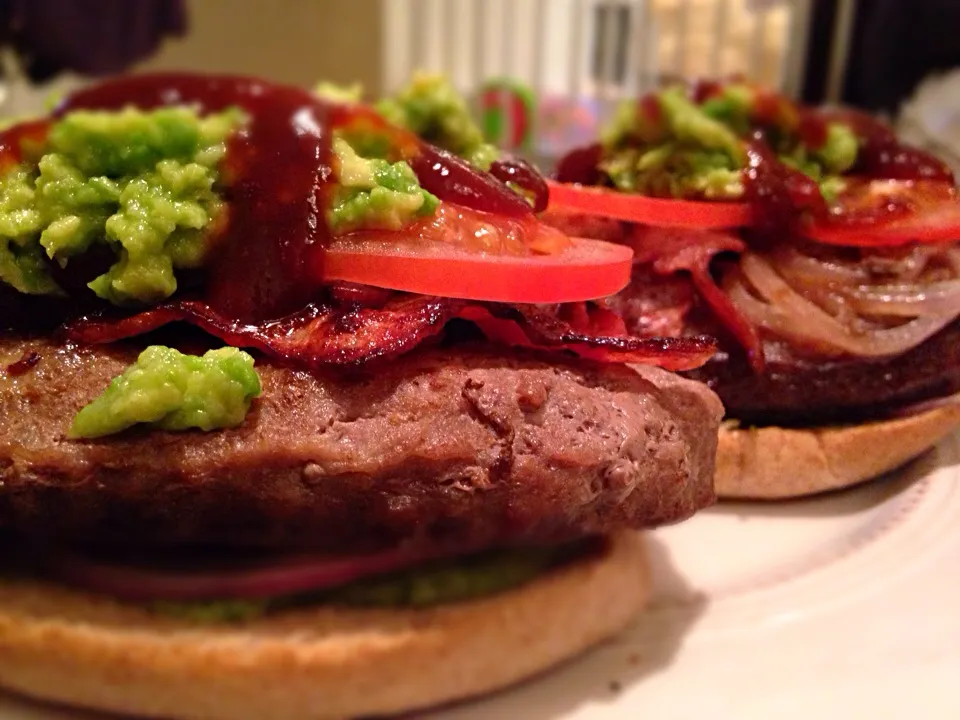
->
0, 337, 721, 553
686, 322, 960, 426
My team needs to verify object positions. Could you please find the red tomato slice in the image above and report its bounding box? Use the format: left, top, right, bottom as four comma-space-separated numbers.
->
546, 180, 752, 229
804, 180, 960, 246
317, 236, 633, 303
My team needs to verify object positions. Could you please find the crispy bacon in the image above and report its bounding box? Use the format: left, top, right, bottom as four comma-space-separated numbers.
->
64, 297, 463, 368
467, 305, 716, 370
601, 267, 696, 338
63, 295, 715, 371
628, 226, 764, 371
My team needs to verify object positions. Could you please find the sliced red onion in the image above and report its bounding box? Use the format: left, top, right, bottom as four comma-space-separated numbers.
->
773, 246, 867, 285
848, 280, 960, 318
729, 252, 956, 358
48, 546, 455, 602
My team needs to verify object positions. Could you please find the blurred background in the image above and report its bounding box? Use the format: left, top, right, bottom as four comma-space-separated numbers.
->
2, 0, 959, 167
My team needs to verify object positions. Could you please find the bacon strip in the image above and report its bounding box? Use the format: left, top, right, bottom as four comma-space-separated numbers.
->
64, 296, 463, 368
63, 295, 716, 371
629, 226, 764, 372
463, 305, 716, 370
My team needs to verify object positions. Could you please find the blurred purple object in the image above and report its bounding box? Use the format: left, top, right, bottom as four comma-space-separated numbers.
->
0, 0, 187, 82
535, 95, 604, 164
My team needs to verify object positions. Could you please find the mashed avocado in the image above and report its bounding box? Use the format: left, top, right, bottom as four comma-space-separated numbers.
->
812, 122, 858, 175
0, 107, 240, 304
0, 100, 450, 301
328, 135, 439, 232
314, 81, 363, 105
376, 73, 500, 169
600, 144, 744, 198
151, 544, 563, 623
70, 345, 261, 439
599, 83, 860, 200
601, 87, 743, 198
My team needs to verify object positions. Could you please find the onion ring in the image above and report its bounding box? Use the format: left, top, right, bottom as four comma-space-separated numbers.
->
728, 252, 957, 357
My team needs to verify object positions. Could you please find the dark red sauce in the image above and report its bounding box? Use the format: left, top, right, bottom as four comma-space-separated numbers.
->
334, 109, 534, 218
796, 111, 828, 149
0, 119, 51, 171
745, 89, 828, 150
409, 146, 534, 218
554, 143, 604, 185
639, 95, 664, 131
5, 350, 40, 376
826, 109, 954, 183
743, 136, 825, 241
488, 155, 549, 212
750, 90, 783, 129
689, 80, 723, 104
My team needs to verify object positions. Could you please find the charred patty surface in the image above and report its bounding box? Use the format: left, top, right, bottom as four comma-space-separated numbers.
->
0, 337, 721, 552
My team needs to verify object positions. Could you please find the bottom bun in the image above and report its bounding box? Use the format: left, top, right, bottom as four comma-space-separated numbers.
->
715, 405, 960, 499
0, 532, 649, 720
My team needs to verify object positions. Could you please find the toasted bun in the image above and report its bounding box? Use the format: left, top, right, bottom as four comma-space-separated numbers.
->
715, 405, 960, 499
0, 533, 648, 720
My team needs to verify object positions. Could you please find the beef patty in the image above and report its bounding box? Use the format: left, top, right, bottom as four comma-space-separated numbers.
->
686, 322, 960, 426
0, 336, 721, 553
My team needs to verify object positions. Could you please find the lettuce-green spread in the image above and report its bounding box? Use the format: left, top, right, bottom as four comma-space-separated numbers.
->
70, 345, 262, 439
150, 545, 563, 624
0, 107, 240, 304
327, 544, 557, 608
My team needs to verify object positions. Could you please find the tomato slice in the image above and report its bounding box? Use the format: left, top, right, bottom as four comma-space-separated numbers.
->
804, 180, 960, 246
317, 236, 633, 303
546, 180, 752, 229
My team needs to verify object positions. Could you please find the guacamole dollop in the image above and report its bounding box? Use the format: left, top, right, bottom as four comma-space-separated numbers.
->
70, 345, 262, 439
376, 73, 500, 169
599, 83, 859, 200
0, 99, 451, 301
328, 135, 439, 232
314, 81, 363, 105
0, 107, 240, 304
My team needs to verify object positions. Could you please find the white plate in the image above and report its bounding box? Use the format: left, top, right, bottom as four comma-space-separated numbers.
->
3, 434, 960, 720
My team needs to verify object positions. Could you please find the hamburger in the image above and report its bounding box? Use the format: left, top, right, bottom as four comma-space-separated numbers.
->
545, 79, 960, 499
0, 73, 722, 719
